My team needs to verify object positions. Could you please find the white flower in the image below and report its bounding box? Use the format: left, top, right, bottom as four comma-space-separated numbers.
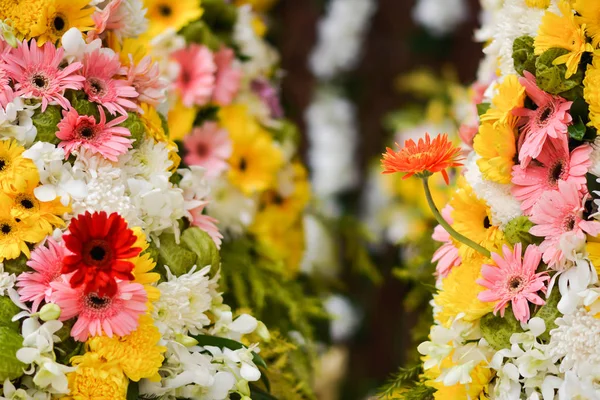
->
178, 166, 211, 204
119, 139, 172, 180
0, 97, 36, 146
206, 180, 257, 235
413, 0, 468, 37
324, 294, 361, 343
61, 28, 102, 63
300, 214, 340, 276
557, 371, 600, 400
210, 310, 258, 342
0, 265, 15, 297
105, 0, 148, 40
439, 360, 477, 386
205, 345, 261, 383
309, 0, 376, 79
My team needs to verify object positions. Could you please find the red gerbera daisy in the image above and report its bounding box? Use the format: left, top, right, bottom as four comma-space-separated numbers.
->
61, 211, 141, 297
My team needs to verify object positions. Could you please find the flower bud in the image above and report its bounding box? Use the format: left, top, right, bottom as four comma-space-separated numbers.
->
39, 303, 61, 322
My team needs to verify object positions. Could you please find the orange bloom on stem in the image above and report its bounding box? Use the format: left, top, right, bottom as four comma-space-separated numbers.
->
381, 133, 463, 184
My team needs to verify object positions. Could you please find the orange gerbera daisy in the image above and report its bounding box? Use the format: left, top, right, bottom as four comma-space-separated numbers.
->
381, 133, 463, 184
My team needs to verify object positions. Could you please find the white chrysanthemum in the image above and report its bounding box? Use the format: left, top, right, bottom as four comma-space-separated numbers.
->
589, 136, 600, 177
178, 166, 210, 202
463, 153, 522, 228
119, 139, 172, 180
306, 90, 359, 198
153, 266, 216, 338
0, 97, 36, 146
412, 0, 468, 37
0, 264, 15, 297
107, 0, 148, 40
206, 180, 257, 235
309, 0, 376, 79
548, 307, 600, 379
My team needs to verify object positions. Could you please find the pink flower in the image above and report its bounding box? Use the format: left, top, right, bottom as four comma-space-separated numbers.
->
190, 201, 223, 249
477, 243, 549, 323
431, 205, 461, 278
513, 71, 573, 167
3, 39, 84, 111
91, 0, 121, 37
183, 122, 232, 178
251, 78, 283, 119
56, 106, 132, 161
512, 135, 592, 214
51, 278, 147, 341
212, 47, 241, 106
126, 55, 166, 106
172, 44, 216, 107
530, 180, 600, 267
458, 124, 477, 148
0, 65, 14, 109
16, 238, 65, 312
82, 49, 138, 115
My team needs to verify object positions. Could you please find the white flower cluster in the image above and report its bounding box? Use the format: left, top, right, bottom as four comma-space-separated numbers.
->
412, 0, 469, 37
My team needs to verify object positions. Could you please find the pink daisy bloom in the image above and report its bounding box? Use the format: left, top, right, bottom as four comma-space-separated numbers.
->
3, 39, 84, 111
183, 122, 232, 178
190, 201, 223, 249
126, 55, 166, 107
212, 47, 241, 106
0, 65, 14, 109
56, 106, 132, 162
530, 181, 600, 268
172, 44, 216, 107
16, 238, 65, 312
81, 49, 139, 115
513, 71, 573, 167
477, 243, 549, 323
251, 78, 284, 119
512, 135, 592, 214
431, 205, 461, 279
50, 278, 147, 341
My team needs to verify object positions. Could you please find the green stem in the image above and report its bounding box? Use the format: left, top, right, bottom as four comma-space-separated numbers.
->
422, 177, 491, 259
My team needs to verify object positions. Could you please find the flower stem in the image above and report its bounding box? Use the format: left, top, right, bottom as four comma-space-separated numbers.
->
422, 177, 491, 259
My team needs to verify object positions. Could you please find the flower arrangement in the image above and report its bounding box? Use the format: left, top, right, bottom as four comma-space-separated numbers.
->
381, 0, 600, 398
0, 1, 276, 399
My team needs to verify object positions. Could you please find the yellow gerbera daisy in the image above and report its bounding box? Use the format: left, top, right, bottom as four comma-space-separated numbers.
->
129, 228, 161, 306
87, 314, 166, 382
221, 105, 283, 195
144, 0, 203, 38
168, 100, 196, 141
140, 103, 180, 171
450, 179, 505, 261
575, 0, 600, 48
30, 0, 95, 45
583, 53, 600, 130
473, 121, 517, 184
65, 353, 128, 400
480, 75, 525, 128
0, 139, 39, 195
424, 352, 493, 399
0, 196, 46, 262
534, 0, 593, 78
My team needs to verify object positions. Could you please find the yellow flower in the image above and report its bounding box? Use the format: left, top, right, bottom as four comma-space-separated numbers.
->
525, 0, 551, 8
168, 100, 196, 141
140, 103, 181, 171
587, 235, 600, 274
575, 0, 600, 48
30, 0, 94, 45
424, 352, 493, 399
114, 37, 148, 67
144, 0, 203, 37
534, 1, 593, 78
129, 227, 161, 306
221, 104, 283, 195
0, 0, 48, 39
473, 121, 517, 184
235, 0, 278, 12
65, 352, 128, 400
87, 315, 166, 382
583, 53, 600, 131
480, 75, 525, 127
434, 256, 495, 326
0, 195, 46, 262
0, 139, 40, 195
450, 179, 505, 261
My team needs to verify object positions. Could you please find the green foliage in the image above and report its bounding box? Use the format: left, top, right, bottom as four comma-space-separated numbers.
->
0, 327, 25, 381
3, 254, 30, 275
193, 105, 221, 127
127, 381, 139, 400
67, 91, 100, 119
568, 97, 597, 142
504, 216, 540, 246
0, 297, 21, 330
476, 103, 491, 117
513, 35, 537, 76
378, 366, 435, 400
569, 117, 587, 141
338, 216, 383, 284
181, 227, 221, 269
534, 288, 561, 342
270, 119, 301, 146
535, 48, 584, 96
119, 111, 147, 148
480, 311, 522, 350
32, 105, 62, 145
180, 21, 222, 50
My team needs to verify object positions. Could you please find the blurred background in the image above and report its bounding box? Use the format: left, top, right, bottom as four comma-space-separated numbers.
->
259, 0, 484, 398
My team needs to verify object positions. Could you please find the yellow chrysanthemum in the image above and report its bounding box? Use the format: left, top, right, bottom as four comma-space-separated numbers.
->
525, 0, 551, 8
534, 1, 593, 78
587, 235, 600, 274
0, 195, 46, 262
480, 75, 525, 127
575, 0, 600, 48
30, 0, 94, 45
583, 53, 600, 131
450, 179, 505, 261
221, 104, 283, 195
65, 353, 128, 400
0, 0, 48, 39
87, 315, 166, 382
144, 0, 203, 37
130, 227, 161, 306
0, 139, 39, 195
235, 0, 277, 12
140, 103, 181, 172
424, 353, 494, 399
168, 100, 196, 141
434, 256, 495, 326
473, 121, 517, 184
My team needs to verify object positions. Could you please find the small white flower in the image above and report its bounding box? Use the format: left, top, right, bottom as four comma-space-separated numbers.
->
61, 28, 102, 63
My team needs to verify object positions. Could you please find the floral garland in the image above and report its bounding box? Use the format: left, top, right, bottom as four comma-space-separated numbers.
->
0, 1, 278, 399
381, 0, 600, 398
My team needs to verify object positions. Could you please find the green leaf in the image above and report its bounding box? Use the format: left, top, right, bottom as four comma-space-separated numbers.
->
67, 91, 100, 119
480, 311, 522, 351
180, 21, 222, 50
504, 216, 541, 246
180, 227, 221, 269
513, 35, 537, 76
534, 288, 561, 342
569, 116, 587, 141
476, 103, 491, 117
154, 233, 197, 277
193, 105, 220, 126
535, 48, 584, 95
127, 380, 139, 400
119, 112, 147, 148
2, 254, 30, 275
0, 327, 25, 381
249, 383, 278, 400
0, 297, 21, 331
32, 105, 62, 144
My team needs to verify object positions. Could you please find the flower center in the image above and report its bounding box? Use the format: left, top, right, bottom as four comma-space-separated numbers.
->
563, 215, 576, 231
85, 293, 112, 310
87, 78, 107, 98
52, 14, 66, 33
0, 158, 6, 171
239, 157, 248, 171
483, 216, 491, 229
196, 143, 209, 157
31, 74, 48, 89
83, 239, 113, 267
15, 194, 38, 211
508, 276, 524, 292
158, 4, 172, 16
273, 193, 284, 205
0, 223, 11, 234
537, 105, 553, 127
76, 122, 98, 141
548, 160, 565, 186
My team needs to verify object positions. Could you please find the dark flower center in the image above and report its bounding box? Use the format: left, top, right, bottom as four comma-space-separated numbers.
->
87, 78, 106, 97
564, 215, 576, 231
20, 199, 34, 209
53, 15, 66, 32
158, 4, 172, 16
273, 193, 284, 205
83, 240, 113, 266
540, 107, 552, 122
80, 127, 95, 139
549, 161, 565, 185
483, 216, 491, 229
32, 74, 48, 89
196, 143, 208, 157
508, 276, 523, 291
239, 157, 248, 171
90, 246, 106, 261
86, 294, 111, 310
0, 158, 6, 171
1, 223, 11, 234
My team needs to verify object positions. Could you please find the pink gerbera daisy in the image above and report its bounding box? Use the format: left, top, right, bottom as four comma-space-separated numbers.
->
81, 49, 138, 115
512, 135, 592, 214
513, 71, 573, 167
431, 205, 461, 279
477, 243, 549, 323
0, 65, 14, 109
51, 278, 147, 341
212, 47, 241, 106
56, 106, 132, 161
126, 55, 166, 106
172, 44, 216, 107
16, 238, 65, 312
530, 180, 600, 268
183, 122, 232, 178
189, 201, 223, 248
3, 39, 84, 111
